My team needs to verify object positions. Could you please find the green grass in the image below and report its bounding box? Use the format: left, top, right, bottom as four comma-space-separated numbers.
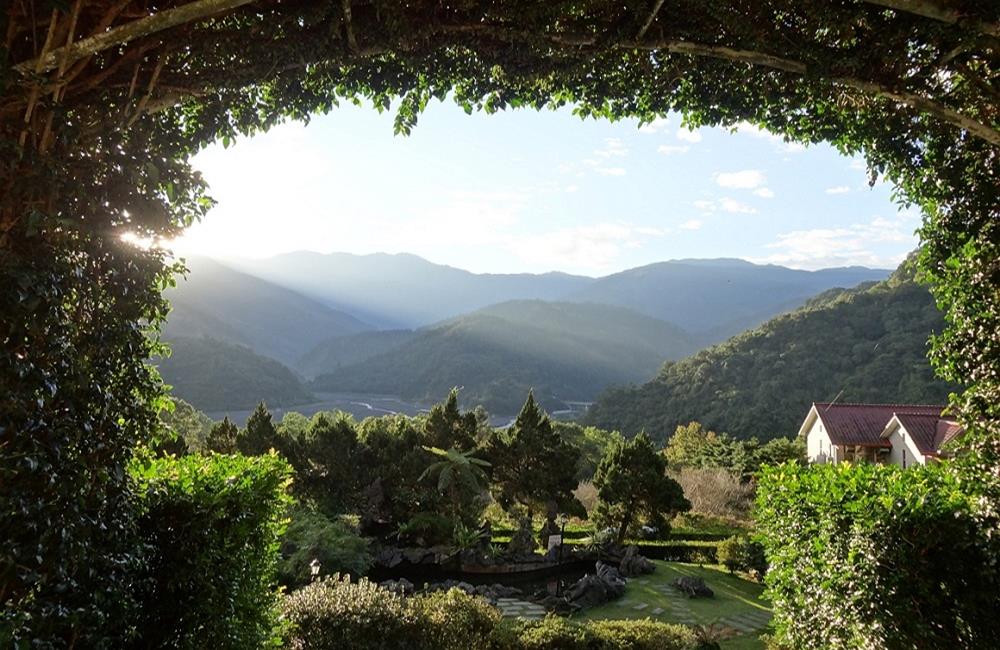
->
573, 561, 770, 649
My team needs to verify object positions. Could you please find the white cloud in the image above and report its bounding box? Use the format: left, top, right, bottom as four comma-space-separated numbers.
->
596, 167, 626, 176
753, 215, 919, 269
715, 170, 766, 189
692, 198, 757, 214
638, 117, 669, 134
565, 185, 579, 193
679, 219, 703, 231
657, 144, 690, 156
753, 187, 775, 198
513, 223, 663, 272
676, 128, 703, 143
594, 137, 628, 158
735, 122, 806, 153
826, 185, 851, 194
719, 198, 757, 214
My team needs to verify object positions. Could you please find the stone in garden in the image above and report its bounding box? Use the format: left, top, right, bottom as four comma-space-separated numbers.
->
672, 576, 714, 598
618, 545, 655, 577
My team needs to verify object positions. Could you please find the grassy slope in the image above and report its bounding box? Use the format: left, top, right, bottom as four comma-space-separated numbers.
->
574, 561, 769, 649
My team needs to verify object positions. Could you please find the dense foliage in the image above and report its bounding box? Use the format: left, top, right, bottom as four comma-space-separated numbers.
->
129, 452, 292, 649
2, 0, 997, 643
277, 508, 371, 589
312, 301, 698, 413
592, 432, 690, 544
283, 576, 697, 650
157, 336, 312, 412
756, 462, 1000, 648
664, 422, 805, 478
586, 272, 953, 442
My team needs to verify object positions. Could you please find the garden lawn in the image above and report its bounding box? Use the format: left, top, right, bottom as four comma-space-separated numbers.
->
573, 561, 770, 649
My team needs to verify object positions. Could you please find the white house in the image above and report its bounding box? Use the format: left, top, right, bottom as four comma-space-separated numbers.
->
798, 402, 960, 467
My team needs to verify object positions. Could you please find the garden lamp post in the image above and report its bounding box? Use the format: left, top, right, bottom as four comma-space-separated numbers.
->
309, 558, 321, 581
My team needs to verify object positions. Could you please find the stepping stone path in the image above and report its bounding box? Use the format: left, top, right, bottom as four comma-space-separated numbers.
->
495, 597, 546, 620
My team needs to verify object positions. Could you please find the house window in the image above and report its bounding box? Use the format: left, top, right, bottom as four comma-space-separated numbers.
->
902, 448, 907, 469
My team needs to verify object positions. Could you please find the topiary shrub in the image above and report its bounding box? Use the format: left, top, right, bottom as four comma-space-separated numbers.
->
493, 617, 697, 650
586, 619, 697, 650
410, 588, 501, 649
279, 508, 371, 588
282, 576, 418, 650
129, 451, 292, 649
756, 462, 1000, 649
716, 535, 766, 578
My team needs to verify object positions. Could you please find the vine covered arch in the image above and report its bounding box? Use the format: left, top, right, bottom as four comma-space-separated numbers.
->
1, 0, 998, 644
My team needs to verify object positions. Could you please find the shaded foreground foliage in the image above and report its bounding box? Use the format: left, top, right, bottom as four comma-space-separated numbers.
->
1, 0, 998, 645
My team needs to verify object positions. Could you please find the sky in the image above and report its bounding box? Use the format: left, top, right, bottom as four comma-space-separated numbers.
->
173, 100, 921, 277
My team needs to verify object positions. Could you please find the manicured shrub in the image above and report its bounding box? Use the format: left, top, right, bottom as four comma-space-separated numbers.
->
282, 576, 417, 650
279, 508, 371, 587
716, 535, 766, 578
496, 616, 597, 650
410, 588, 501, 649
756, 462, 1000, 649
587, 619, 697, 650
129, 451, 292, 649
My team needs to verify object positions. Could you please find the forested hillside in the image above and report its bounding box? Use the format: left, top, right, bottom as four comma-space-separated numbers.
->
584, 270, 953, 442
163, 257, 370, 365
297, 330, 417, 378
311, 301, 699, 412
157, 337, 312, 412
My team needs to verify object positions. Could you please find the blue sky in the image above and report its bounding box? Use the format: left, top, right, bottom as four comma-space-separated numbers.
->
174, 100, 920, 276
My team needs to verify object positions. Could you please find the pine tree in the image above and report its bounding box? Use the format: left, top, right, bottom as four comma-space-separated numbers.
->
488, 391, 582, 522
422, 388, 477, 452
593, 432, 690, 545
204, 416, 239, 454
237, 402, 279, 455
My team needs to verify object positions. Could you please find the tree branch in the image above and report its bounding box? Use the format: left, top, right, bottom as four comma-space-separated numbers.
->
14, 0, 261, 75
861, 0, 1000, 38
635, 0, 666, 40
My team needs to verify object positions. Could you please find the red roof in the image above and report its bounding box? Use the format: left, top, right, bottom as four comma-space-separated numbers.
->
813, 403, 946, 447
888, 413, 963, 456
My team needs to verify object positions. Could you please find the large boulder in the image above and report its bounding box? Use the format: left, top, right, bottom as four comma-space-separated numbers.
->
673, 576, 714, 598
618, 545, 655, 577
565, 561, 628, 609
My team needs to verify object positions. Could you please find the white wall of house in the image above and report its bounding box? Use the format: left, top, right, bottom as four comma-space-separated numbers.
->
805, 415, 838, 464
885, 425, 927, 468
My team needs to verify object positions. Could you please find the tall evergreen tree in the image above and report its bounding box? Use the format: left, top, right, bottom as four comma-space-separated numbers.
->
488, 391, 582, 523
204, 417, 239, 454
593, 432, 690, 545
421, 388, 477, 452
237, 402, 279, 456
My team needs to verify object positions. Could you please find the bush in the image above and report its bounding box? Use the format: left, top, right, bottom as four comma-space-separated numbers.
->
716, 535, 766, 578
279, 508, 371, 587
283, 578, 499, 650
671, 468, 754, 521
410, 589, 501, 649
757, 462, 1000, 649
282, 576, 417, 650
129, 451, 292, 649
494, 616, 697, 650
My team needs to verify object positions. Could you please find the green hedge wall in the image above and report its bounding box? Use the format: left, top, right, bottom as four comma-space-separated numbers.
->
756, 462, 1000, 649
128, 452, 292, 649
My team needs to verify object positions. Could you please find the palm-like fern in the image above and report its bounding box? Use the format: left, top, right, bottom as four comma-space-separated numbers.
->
419, 446, 491, 525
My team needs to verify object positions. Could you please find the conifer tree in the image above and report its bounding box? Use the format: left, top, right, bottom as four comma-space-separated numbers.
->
237, 402, 279, 456
205, 417, 239, 454
422, 388, 477, 452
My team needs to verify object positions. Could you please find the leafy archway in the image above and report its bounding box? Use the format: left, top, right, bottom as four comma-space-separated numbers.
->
1, 0, 997, 643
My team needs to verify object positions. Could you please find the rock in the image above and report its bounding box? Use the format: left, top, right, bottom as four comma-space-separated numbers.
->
374, 546, 404, 568
378, 578, 415, 595
402, 547, 431, 564
508, 516, 537, 558
618, 545, 655, 577
673, 576, 714, 598
564, 561, 628, 609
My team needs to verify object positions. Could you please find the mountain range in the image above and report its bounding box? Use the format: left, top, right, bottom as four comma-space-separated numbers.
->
157, 252, 894, 414
583, 265, 953, 442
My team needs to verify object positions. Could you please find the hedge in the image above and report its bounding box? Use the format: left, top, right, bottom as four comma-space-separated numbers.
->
756, 462, 1000, 649
128, 451, 293, 648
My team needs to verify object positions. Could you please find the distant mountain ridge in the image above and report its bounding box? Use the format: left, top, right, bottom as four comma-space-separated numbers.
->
224, 251, 890, 340
310, 300, 701, 412
583, 265, 952, 442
